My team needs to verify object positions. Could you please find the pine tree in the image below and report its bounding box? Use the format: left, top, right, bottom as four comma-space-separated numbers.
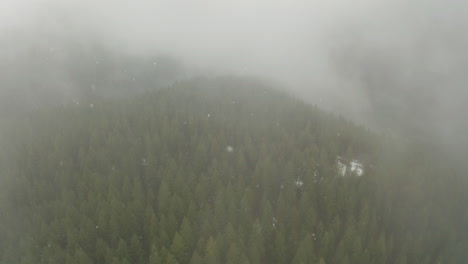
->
225, 242, 241, 264
170, 232, 189, 264
149, 244, 162, 264
292, 234, 316, 264
129, 234, 143, 264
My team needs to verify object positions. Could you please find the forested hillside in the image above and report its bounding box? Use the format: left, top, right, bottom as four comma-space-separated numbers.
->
0, 77, 466, 263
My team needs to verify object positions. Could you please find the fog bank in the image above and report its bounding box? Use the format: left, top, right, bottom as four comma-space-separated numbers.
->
1, 0, 467, 151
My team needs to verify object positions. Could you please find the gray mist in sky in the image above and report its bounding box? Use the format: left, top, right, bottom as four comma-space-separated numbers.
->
1, 0, 467, 152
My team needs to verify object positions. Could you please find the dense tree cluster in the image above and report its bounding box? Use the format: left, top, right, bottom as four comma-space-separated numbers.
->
0, 77, 466, 263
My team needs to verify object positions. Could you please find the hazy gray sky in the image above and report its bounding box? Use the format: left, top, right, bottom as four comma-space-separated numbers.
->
0, 0, 387, 75
1, 0, 467, 149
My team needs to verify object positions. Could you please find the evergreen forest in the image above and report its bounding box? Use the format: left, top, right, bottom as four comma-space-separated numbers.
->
0, 77, 466, 263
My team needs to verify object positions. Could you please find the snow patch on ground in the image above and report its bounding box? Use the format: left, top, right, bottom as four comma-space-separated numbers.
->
337, 159, 347, 176
313, 170, 322, 184
350, 160, 364, 176
337, 157, 364, 177
295, 178, 304, 188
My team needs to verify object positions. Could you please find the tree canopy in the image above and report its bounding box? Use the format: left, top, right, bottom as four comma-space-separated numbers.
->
0, 77, 466, 263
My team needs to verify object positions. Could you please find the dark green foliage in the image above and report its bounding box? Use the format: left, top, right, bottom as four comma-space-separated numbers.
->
0, 77, 466, 263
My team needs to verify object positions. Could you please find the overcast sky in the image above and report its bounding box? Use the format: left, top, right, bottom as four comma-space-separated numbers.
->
1, 0, 467, 150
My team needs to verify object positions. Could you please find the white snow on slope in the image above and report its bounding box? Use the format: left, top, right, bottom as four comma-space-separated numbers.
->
337, 157, 364, 177
337, 159, 347, 176
350, 160, 364, 176
295, 178, 304, 188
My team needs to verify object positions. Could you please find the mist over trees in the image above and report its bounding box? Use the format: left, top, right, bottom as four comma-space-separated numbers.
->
1, 78, 467, 263
0, 1, 467, 263
1, 0, 467, 154
328, 27, 468, 153
0, 33, 185, 119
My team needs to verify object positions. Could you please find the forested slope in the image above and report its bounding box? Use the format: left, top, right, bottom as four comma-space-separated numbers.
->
0, 77, 466, 263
